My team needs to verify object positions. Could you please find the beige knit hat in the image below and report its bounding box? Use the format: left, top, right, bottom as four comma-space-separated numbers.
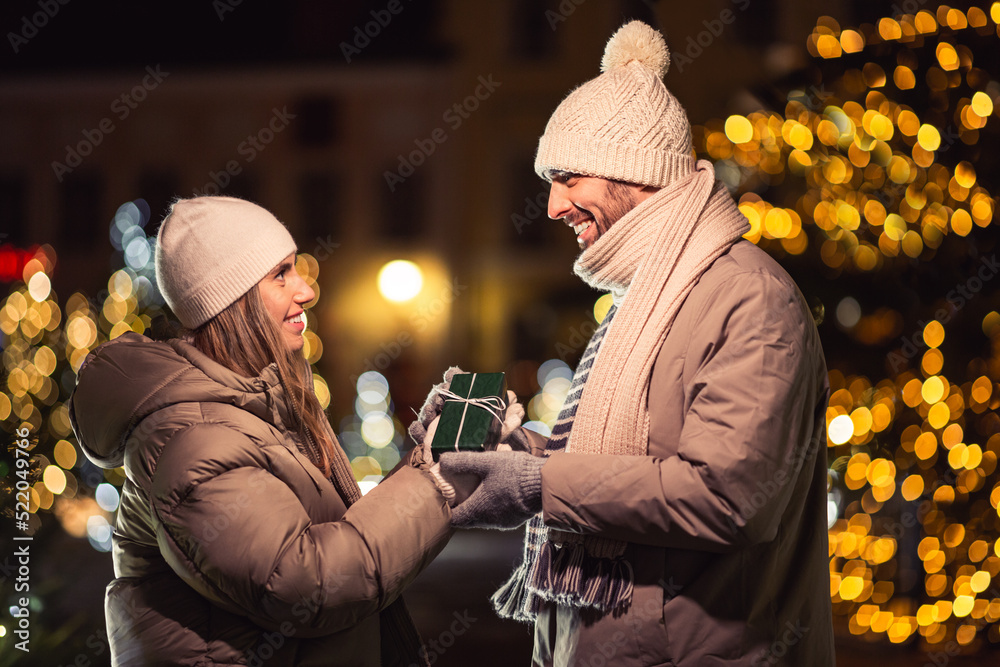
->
155, 196, 297, 328
535, 21, 695, 188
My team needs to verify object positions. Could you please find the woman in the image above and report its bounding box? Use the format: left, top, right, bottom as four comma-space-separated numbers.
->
69, 196, 452, 666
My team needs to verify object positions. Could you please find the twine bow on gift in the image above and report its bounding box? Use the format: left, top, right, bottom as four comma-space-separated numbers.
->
438, 374, 508, 451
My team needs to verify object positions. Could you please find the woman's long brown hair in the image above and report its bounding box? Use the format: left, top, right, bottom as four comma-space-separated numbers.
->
191, 287, 336, 477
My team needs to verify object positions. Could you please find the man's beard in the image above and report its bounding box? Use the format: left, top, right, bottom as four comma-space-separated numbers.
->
587, 180, 639, 247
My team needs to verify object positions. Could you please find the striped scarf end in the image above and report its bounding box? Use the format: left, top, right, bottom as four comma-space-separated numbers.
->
528, 541, 635, 614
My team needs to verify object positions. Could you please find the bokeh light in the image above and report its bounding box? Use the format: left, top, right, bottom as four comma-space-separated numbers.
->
377, 260, 424, 302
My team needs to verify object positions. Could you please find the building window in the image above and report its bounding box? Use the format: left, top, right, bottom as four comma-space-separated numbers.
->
731, 0, 777, 46
59, 171, 104, 248
509, 0, 559, 61
298, 170, 341, 246
379, 164, 424, 240
0, 173, 26, 245
293, 96, 340, 150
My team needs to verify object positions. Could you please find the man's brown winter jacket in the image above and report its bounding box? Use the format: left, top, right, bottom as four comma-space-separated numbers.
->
532, 241, 835, 666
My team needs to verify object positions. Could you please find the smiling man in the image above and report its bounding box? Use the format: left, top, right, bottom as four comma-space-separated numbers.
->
545, 170, 657, 250
438, 20, 836, 667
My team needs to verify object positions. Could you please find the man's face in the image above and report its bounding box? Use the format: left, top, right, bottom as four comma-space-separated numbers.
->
545, 171, 654, 250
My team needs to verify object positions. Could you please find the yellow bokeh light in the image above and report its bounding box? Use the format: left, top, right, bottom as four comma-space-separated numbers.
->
594, 293, 613, 324
921, 376, 945, 404
350, 456, 382, 480
817, 34, 842, 58
921, 348, 944, 376
893, 66, 916, 90
897, 110, 920, 136
953, 595, 974, 618
27, 272, 52, 302
971, 91, 994, 117
878, 18, 902, 40
764, 208, 793, 238
851, 407, 873, 437
945, 8, 968, 30
829, 414, 855, 445
840, 29, 865, 53
951, 209, 973, 236
724, 115, 753, 144
970, 571, 991, 593
948, 444, 969, 470
787, 123, 814, 150
42, 464, 67, 495
917, 124, 942, 151
53, 440, 77, 469
312, 374, 330, 410
901, 474, 925, 501
914, 10, 938, 33
982, 313, 1000, 338
927, 402, 951, 429
923, 321, 945, 348
955, 161, 977, 188
840, 576, 865, 600
377, 260, 424, 303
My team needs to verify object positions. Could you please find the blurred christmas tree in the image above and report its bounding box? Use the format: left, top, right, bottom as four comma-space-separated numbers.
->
690, 2, 1000, 654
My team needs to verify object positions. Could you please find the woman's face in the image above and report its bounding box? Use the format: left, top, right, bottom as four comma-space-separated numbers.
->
258, 253, 316, 352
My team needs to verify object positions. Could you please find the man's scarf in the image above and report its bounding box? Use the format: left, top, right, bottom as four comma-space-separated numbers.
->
494, 161, 751, 620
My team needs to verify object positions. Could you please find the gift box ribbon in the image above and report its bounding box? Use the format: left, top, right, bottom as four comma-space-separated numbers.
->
438, 373, 507, 452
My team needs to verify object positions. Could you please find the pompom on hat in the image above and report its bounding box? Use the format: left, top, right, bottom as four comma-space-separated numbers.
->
534, 20, 695, 188
154, 196, 297, 329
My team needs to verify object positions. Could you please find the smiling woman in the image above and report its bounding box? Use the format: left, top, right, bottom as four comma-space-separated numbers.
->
67, 195, 454, 667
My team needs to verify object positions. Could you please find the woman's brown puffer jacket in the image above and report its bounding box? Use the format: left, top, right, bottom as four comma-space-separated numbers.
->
70, 332, 451, 666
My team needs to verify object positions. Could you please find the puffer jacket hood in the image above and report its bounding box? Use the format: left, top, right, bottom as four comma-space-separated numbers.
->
70, 332, 285, 469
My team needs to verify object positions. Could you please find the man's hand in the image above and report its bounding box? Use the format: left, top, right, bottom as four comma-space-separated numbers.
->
438, 451, 545, 530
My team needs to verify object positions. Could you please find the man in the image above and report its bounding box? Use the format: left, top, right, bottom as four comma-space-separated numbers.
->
438, 20, 835, 666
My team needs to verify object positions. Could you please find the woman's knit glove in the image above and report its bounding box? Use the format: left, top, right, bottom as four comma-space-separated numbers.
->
438, 451, 545, 530
498, 391, 531, 452
407, 367, 464, 470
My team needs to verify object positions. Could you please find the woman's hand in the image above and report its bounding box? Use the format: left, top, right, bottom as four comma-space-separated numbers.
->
407, 366, 464, 450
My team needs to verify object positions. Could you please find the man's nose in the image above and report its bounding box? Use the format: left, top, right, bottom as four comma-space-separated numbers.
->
547, 182, 573, 220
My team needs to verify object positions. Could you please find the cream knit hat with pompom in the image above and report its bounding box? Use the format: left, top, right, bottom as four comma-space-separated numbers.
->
534, 20, 695, 188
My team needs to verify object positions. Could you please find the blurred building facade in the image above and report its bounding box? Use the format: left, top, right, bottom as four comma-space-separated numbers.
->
0, 0, 845, 413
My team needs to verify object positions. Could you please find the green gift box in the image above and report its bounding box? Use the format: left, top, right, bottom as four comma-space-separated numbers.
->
432, 372, 507, 461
